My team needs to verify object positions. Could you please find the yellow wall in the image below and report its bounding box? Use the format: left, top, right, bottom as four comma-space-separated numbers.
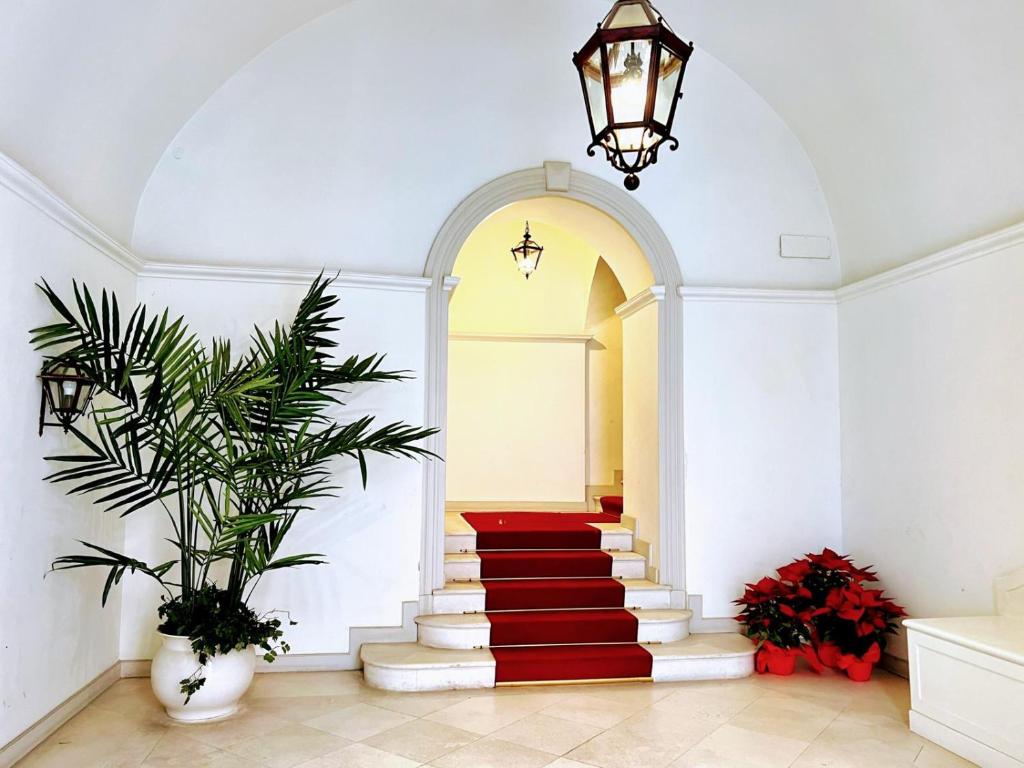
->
446, 197, 651, 508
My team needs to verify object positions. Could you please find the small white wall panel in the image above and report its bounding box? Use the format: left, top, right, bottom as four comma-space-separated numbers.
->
446, 338, 587, 503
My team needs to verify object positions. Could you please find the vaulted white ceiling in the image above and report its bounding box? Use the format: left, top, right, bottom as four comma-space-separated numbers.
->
2, 0, 1022, 284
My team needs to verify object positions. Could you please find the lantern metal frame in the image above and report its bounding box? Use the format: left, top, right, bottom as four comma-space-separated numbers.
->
510, 221, 544, 280
572, 0, 694, 190
38, 358, 97, 436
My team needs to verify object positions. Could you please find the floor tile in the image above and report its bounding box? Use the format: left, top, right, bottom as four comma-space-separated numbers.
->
424, 693, 548, 735
141, 732, 256, 768
915, 742, 977, 767
302, 702, 415, 741
538, 692, 638, 729
225, 723, 351, 768
295, 741, 423, 767
727, 692, 841, 741
363, 718, 479, 763
17, 704, 167, 768
182, 709, 291, 749
565, 708, 714, 768
789, 713, 928, 768
491, 712, 603, 755
671, 723, 811, 768
431, 737, 556, 768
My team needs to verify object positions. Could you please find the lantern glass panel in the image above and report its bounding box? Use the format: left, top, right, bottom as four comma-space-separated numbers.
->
605, 1, 656, 28
653, 47, 683, 126
607, 38, 652, 127
582, 49, 608, 136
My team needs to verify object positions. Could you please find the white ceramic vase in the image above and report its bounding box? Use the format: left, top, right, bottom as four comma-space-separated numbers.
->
150, 633, 256, 722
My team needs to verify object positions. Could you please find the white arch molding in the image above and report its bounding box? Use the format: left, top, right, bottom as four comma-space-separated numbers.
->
420, 164, 687, 609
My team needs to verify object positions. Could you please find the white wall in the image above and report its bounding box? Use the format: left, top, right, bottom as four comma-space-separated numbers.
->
446, 338, 588, 504
839, 242, 1024, 659
683, 296, 843, 618
0, 179, 135, 746
120, 275, 427, 660
621, 301, 662, 570
132, 0, 839, 291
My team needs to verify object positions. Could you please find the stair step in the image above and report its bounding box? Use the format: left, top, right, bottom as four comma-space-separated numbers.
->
361, 633, 756, 692
444, 513, 632, 554
416, 608, 692, 649
431, 578, 672, 614
444, 550, 647, 581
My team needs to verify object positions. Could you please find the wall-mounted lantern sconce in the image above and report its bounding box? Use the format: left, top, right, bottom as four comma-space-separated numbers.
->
38, 359, 96, 436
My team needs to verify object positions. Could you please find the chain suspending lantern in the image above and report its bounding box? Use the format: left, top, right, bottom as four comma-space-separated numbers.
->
572, 0, 694, 190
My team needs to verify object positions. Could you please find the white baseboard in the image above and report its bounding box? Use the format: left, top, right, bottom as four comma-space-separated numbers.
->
0, 662, 121, 768
687, 594, 741, 634
881, 651, 909, 679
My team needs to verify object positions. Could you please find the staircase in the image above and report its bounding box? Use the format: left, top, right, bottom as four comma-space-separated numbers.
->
361, 510, 755, 691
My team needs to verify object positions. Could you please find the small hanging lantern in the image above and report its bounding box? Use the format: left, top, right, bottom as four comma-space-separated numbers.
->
572, 0, 694, 190
510, 222, 544, 279
39, 359, 96, 436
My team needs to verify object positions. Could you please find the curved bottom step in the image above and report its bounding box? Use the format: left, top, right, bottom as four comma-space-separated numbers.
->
361, 633, 756, 692
416, 608, 692, 649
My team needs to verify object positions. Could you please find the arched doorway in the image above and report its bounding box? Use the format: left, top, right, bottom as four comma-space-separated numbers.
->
421, 164, 685, 610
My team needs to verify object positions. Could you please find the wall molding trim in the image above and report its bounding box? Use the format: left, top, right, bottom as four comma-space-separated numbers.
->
0, 662, 121, 767
681, 286, 838, 305
139, 262, 433, 292
837, 220, 1024, 303
0, 151, 142, 275
449, 332, 593, 344
615, 285, 667, 319
686, 594, 743, 634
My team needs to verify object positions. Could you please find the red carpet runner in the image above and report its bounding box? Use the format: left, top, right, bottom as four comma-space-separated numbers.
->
478, 550, 613, 578
462, 512, 618, 550
491, 644, 653, 684
487, 608, 639, 646
461, 511, 653, 684
482, 578, 625, 611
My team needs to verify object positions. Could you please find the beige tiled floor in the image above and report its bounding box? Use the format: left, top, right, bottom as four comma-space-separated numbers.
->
17, 668, 977, 768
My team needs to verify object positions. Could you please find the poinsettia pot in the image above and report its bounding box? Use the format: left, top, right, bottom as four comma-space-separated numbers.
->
757, 646, 797, 676
816, 641, 841, 669
844, 660, 875, 682
151, 633, 256, 722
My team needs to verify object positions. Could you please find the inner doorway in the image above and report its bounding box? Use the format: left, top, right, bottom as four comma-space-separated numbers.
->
445, 198, 643, 512
421, 166, 685, 608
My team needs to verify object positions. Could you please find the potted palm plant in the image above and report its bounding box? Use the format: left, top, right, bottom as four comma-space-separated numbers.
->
30, 275, 435, 721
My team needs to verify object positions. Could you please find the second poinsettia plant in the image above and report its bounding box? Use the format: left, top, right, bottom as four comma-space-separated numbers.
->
736, 549, 906, 681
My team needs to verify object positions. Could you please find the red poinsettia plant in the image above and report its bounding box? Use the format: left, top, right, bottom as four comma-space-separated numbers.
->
737, 549, 906, 681
734, 575, 821, 676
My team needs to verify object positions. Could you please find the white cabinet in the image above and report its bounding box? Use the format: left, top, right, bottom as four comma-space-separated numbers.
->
906, 617, 1024, 767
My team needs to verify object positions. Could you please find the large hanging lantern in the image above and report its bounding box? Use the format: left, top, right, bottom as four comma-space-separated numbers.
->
510, 222, 544, 279
38, 359, 96, 435
572, 0, 694, 190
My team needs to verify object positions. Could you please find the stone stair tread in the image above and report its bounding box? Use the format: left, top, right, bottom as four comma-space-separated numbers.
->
361, 642, 494, 670
645, 632, 755, 659
415, 607, 692, 629
444, 550, 645, 563
433, 577, 666, 596
361, 633, 753, 671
